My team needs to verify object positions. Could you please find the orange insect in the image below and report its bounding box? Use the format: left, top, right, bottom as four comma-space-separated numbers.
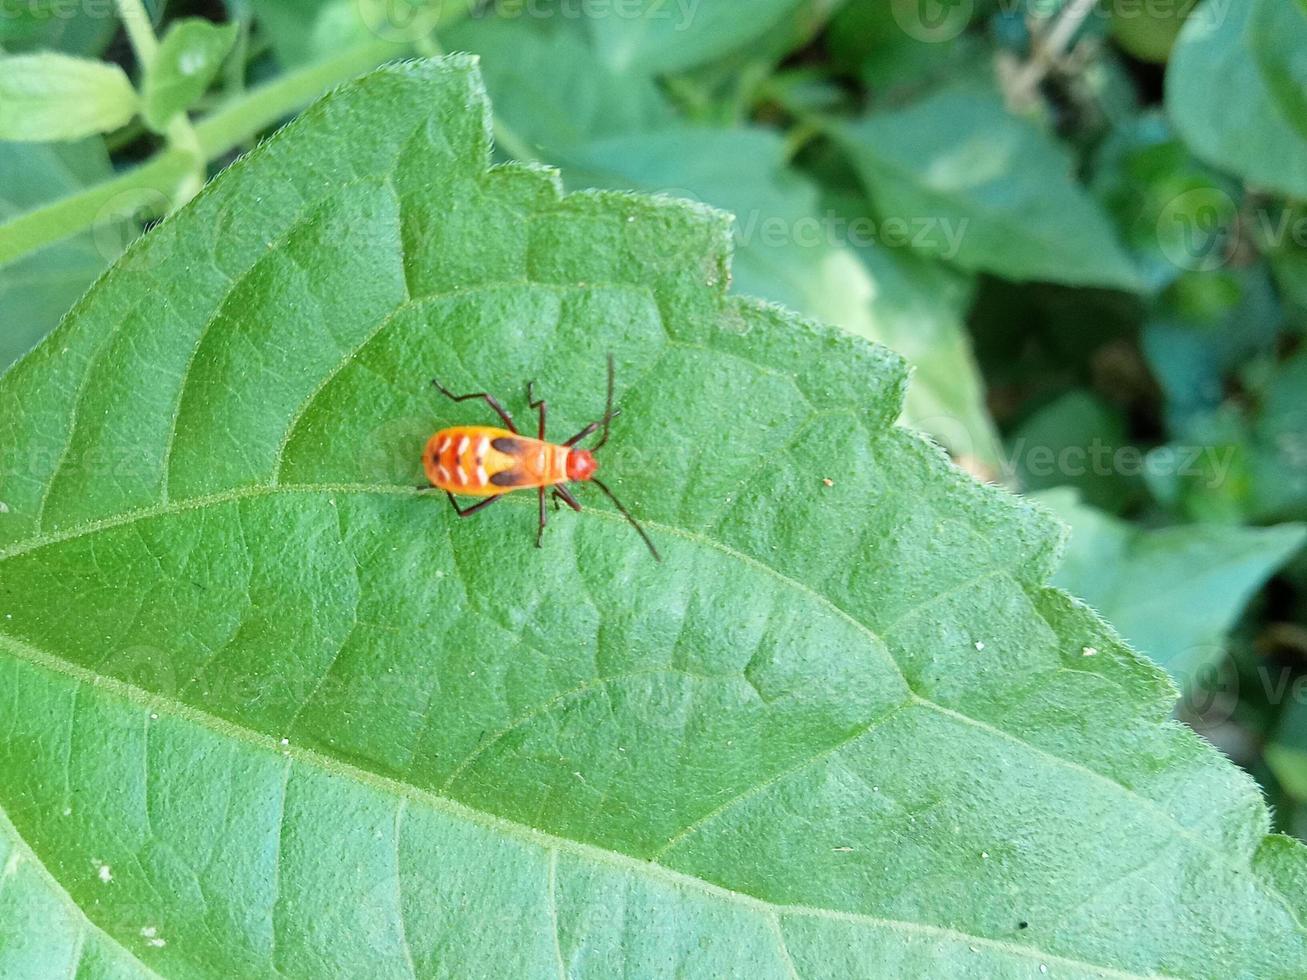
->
421, 357, 660, 561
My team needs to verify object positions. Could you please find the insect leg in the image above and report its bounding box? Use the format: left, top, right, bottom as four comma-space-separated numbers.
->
431, 379, 517, 433
527, 381, 547, 440
554, 485, 583, 512
536, 486, 547, 548
564, 355, 623, 448
444, 492, 502, 518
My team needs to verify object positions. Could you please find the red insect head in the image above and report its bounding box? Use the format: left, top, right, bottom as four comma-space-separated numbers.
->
567, 449, 598, 482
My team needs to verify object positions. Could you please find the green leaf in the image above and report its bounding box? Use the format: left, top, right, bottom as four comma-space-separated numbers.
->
1270, 700, 1307, 804
0, 0, 120, 56
583, 0, 809, 74
1037, 488, 1307, 683
1167, 0, 1307, 199
1143, 265, 1282, 433
0, 139, 129, 369
1089, 111, 1239, 294
850, 241, 1003, 468
445, 14, 676, 154
1249, 0, 1307, 143
1155, 349, 1307, 525
1, 57, 1306, 977
838, 89, 1142, 291
142, 17, 239, 131
1008, 391, 1136, 513
0, 53, 139, 142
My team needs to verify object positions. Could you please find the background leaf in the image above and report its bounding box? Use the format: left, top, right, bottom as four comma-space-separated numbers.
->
582, 0, 810, 74
0, 53, 139, 142
1, 58, 1305, 978
838, 88, 1142, 291
1038, 487, 1307, 682
1167, 0, 1307, 199
142, 18, 239, 131
0, 140, 128, 370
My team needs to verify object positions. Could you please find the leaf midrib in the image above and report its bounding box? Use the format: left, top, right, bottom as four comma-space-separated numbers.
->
0, 481, 1261, 871
0, 625, 1178, 980
0, 802, 167, 980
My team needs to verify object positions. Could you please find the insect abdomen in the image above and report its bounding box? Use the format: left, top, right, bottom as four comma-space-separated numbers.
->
424, 427, 568, 495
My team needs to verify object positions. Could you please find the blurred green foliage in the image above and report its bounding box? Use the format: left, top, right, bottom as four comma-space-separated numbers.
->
1, 0, 1306, 836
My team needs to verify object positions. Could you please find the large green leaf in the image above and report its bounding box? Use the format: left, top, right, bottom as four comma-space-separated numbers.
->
1037, 488, 1307, 684
1, 58, 1305, 978
1167, 0, 1307, 199
838, 89, 1142, 291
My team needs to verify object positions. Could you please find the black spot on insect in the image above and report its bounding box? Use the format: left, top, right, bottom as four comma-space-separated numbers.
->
490, 469, 526, 488
492, 436, 523, 454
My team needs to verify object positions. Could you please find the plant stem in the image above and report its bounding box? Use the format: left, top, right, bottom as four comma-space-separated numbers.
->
115, 0, 159, 65
0, 36, 404, 267
114, 0, 206, 207
0, 151, 194, 266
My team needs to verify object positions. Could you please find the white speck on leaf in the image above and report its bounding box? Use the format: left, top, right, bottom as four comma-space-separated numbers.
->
1039, 966, 1048, 974
974, 640, 986, 651
0, 501, 8, 513
1082, 646, 1098, 657
832, 846, 853, 853
178, 51, 205, 76
95, 861, 112, 883
280, 738, 289, 746
981, 851, 989, 859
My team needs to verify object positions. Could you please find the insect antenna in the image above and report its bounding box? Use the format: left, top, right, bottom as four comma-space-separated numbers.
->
591, 477, 661, 562
592, 354, 617, 451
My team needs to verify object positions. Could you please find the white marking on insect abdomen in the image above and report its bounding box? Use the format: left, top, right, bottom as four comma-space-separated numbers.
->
556, 447, 570, 482
475, 436, 490, 485
455, 435, 471, 485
